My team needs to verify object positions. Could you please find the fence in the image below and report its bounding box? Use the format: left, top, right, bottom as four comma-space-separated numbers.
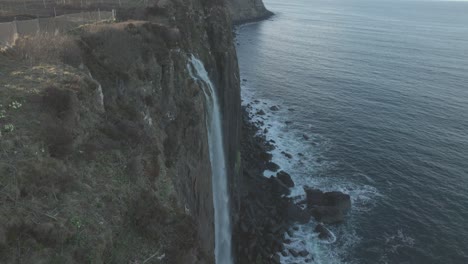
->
0, 10, 115, 47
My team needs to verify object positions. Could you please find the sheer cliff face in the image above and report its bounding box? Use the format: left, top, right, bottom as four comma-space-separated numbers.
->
226, 0, 272, 24
0, 1, 240, 263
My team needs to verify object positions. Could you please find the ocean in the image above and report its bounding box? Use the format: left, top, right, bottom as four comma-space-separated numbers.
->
236, 0, 468, 263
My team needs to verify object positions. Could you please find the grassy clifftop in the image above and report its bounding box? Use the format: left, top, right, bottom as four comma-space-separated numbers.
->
0, 34, 196, 263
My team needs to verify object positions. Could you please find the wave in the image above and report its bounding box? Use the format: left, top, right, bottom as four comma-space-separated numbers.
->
241, 83, 381, 263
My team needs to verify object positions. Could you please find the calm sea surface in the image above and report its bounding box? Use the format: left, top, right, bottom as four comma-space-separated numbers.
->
236, 0, 468, 263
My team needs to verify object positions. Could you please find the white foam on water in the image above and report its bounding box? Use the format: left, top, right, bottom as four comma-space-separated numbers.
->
241, 82, 381, 264
188, 55, 233, 264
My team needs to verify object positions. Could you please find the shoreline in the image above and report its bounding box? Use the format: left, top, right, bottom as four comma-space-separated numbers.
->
234, 105, 312, 263
233, 17, 353, 263
232, 11, 274, 26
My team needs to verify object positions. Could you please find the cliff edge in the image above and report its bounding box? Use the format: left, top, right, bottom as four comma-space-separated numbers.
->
0, 0, 241, 263
226, 0, 273, 24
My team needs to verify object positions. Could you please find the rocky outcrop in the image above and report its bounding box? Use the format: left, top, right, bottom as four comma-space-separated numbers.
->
225, 0, 273, 24
304, 187, 351, 224
0, 0, 242, 263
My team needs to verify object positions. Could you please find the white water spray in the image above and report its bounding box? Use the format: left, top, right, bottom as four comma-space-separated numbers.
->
188, 55, 233, 264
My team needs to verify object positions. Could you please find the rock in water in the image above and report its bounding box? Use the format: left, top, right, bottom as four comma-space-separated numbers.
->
311, 206, 344, 224
323, 191, 351, 213
304, 186, 324, 207
314, 223, 333, 240
270, 105, 280, 111
277, 171, 294, 187
285, 203, 311, 224
266, 161, 280, 172
270, 177, 290, 196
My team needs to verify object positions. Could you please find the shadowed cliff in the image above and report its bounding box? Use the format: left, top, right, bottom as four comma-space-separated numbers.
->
0, 0, 241, 263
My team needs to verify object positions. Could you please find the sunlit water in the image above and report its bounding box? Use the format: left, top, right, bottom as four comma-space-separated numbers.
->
236, 0, 468, 263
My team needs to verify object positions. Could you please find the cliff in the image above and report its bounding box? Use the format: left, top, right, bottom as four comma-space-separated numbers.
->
225, 0, 273, 24
0, 0, 241, 263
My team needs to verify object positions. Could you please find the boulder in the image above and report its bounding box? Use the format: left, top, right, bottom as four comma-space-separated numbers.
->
299, 250, 309, 257
304, 186, 324, 207
285, 203, 310, 224
277, 171, 294, 187
323, 191, 351, 213
281, 151, 293, 159
314, 223, 333, 240
270, 105, 280, 111
289, 249, 299, 258
270, 177, 290, 196
311, 206, 344, 224
266, 161, 280, 172
257, 110, 266, 115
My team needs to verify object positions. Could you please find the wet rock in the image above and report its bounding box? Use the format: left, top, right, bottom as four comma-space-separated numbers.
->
286, 203, 310, 224
289, 249, 299, 258
311, 206, 344, 224
266, 161, 280, 172
257, 110, 266, 115
270, 105, 280, 111
299, 250, 309, 257
304, 186, 324, 207
323, 191, 351, 213
304, 188, 351, 222
288, 108, 295, 111
272, 254, 281, 264
314, 223, 333, 240
270, 177, 290, 196
302, 134, 310, 140
285, 121, 293, 125
277, 171, 294, 187
242, 78, 247, 82
281, 151, 293, 159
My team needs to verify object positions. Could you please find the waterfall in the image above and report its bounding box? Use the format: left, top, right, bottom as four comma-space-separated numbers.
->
187, 55, 233, 264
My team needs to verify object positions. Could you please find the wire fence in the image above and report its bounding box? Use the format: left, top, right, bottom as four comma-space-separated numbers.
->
0, 10, 115, 47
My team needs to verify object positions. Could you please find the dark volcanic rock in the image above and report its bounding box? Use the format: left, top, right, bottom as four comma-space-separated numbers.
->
270, 177, 290, 196
266, 161, 280, 172
314, 223, 333, 240
281, 151, 293, 159
323, 191, 351, 213
235, 107, 300, 263
277, 171, 294, 187
311, 206, 344, 224
289, 249, 299, 258
257, 109, 266, 115
285, 203, 310, 224
304, 186, 351, 223
304, 187, 324, 207
270, 105, 280, 111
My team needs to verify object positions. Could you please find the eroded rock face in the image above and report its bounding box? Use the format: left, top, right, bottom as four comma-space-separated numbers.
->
225, 0, 273, 24
277, 171, 295, 188
82, 1, 242, 262
304, 186, 351, 224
